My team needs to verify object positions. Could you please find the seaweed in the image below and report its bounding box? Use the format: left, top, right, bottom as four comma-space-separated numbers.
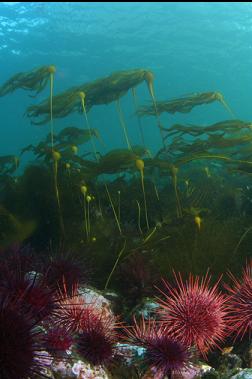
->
56, 126, 101, 146
0, 155, 19, 175
137, 91, 234, 117
3, 63, 252, 348
0, 65, 55, 97
0, 205, 36, 248
162, 120, 252, 138
26, 69, 154, 125
97, 146, 148, 175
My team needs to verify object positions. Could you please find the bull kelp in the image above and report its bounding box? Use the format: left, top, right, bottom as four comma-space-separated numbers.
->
137, 91, 235, 117
26, 69, 155, 125
0, 65, 55, 97
1, 56, 252, 379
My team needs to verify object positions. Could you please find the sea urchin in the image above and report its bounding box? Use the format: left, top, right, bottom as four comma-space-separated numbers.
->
126, 316, 190, 379
156, 271, 228, 355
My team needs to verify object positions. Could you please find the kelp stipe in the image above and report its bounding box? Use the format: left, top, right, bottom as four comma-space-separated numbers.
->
136, 199, 143, 235
105, 183, 122, 235
136, 159, 149, 230
171, 165, 183, 218
81, 185, 89, 241
131, 87, 145, 146
144, 71, 166, 147
104, 239, 126, 290
49, 66, 65, 236
52, 150, 65, 235
215, 92, 236, 119
79, 91, 98, 160
116, 99, 132, 150
194, 215, 202, 231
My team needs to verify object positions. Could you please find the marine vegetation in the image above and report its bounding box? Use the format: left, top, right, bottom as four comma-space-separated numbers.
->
26, 69, 155, 125
2, 62, 252, 377
137, 91, 235, 117
0, 65, 55, 97
0, 155, 19, 175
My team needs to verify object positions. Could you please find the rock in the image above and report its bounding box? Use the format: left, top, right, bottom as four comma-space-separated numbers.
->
132, 297, 159, 319
51, 360, 74, 378
231, 369, 252, 379
116, 342, 145, 364
177, 366, 201, 379
72, 361, 108, 378
51, 359, 109, 378
220, 353, 242, 371
79, 287, 111, 309
199, 364, 217, 379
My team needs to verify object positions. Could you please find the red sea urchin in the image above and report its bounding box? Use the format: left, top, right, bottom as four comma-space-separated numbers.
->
226, 260, 252, 339
0, 294, 46, 379
53, 288, 87, 332
126, 316, 190, 379
156, 271, 228, 355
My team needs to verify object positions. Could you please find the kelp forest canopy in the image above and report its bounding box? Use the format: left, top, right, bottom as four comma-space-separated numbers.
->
1, 64, 252, 287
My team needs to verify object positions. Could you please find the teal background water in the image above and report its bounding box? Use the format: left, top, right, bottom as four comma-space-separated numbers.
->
0, 2, 251, 159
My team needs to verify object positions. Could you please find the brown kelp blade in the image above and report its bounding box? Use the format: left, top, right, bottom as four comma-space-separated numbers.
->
0, 155, 19, 175
97, 146, 147, 175
0, 206, 37, 248
162, 120, 252, 138
136, 91, 233, 116
26, 69, 153, 125
56, 126, 102, 146
0, 65, 54, 97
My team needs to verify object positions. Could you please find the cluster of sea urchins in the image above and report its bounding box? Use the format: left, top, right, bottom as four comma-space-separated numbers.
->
0, 247, 119, 379
1, 245, 252, 379
125, 265, 252, 378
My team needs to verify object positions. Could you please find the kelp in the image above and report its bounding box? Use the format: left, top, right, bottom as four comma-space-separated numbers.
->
0, 155, 19, 175
165, 138, 210, 157
21, 126, 100, 161
3, 62, 252, 291
159, 123, 252, 165
205, 119, 252, 134
163, 120, 252, 138
0, 65, 55, 97
97, 146, 148, 175
55, 126, 101, 146
175, 153, 252, 168
20, 139, 100, 182
207, 133, 252, 149
0, 206, 36, 248
26, 69, 153, 125
21, 141, 53, 161
137, 91, 234, 117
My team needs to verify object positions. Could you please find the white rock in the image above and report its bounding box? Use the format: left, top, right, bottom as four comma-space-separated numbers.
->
79, 287, 111, 311
231, 369, 252, 379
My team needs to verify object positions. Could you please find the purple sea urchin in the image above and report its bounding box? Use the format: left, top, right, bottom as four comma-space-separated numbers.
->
75, 311, 119, 366
44, 326, 73, 354
44, 253, 88, 294
126, 316, 190, 379
0, 294, 45, 379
